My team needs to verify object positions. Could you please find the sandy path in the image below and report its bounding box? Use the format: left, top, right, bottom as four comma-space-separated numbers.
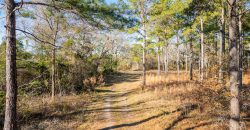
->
78, 72, 141, 130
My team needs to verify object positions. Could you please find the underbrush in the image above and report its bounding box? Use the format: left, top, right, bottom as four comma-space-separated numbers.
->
1, 71, 249, 129
142, 72, 250, 129
17, 93, 98, 129
79, 71, 232, 129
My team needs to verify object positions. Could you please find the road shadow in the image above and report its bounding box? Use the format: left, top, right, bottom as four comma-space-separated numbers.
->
17, 98, 149, 127
99, 112, 168, 130
104, 72, 141, 86
101, 88, 139, 99
87, 100, 146, 112
99, 104, 197, 130
185, 121, 214, 130
94, 89, 116, 93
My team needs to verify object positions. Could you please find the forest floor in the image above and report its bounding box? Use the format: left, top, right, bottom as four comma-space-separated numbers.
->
18, 71, 250, 130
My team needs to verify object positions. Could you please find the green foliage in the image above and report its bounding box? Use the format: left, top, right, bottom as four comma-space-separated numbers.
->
102, 55, 118, 75
1, 0, 248, 99
63, 38, 74, 48
0, 42, 6, 88
130, 44, 142, 63
19, 9, 36, 19
148, 0, 192, 49
57, 0, 137, 29
127, 25, 140, 34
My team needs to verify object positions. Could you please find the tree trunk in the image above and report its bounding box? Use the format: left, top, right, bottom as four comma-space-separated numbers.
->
157, 46, 161, 76
142, 30, 146, 88
214, 33, 218, 56
228, 0, 240, 129
213, 34, 218, 79
247, 53, 249, 71
238, 9, 243, 89
137, 62, 140, 70
176, 32, 180, 81
161, 48, 164, 72
51, 46, 56, 99
177, 46, 180, 81
4, 0, 17, 130
219, 5, 225, 84
140, 2, 147, 88
189, 39, 193, 80
185, 52, 188, 73
200, 17, 204, 82
51, 18, 59, 100
199, 44, 201, 80
164, 46, 168, 76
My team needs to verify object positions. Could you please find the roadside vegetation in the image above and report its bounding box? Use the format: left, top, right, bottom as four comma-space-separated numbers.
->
0, 0, 250, 129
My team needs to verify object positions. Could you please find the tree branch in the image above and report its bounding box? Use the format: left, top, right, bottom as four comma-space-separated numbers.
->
237, 9, 250, 16
18, 73, 45, 88
16, 1, 80, 16
13, 27, 60, 48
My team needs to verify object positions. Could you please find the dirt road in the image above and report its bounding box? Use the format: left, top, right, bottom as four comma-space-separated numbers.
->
78, 72, 213, 130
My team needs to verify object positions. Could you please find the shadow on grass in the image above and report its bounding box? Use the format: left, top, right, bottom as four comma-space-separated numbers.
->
16, 72, 141, 128
17, 99, 146, 127
100, 104, 197, 130
102, 88, 139, 99
18, 108, 88, 125
185, 121, 214, 130
146, 80, 200, 90
165, 104, 198, 130
104, 72, 141, 87
243, 116, 250, 122
99, 111, 169, 130
96, 106, 162, 113
87, 100, 146, 112
94, 89, 116, 93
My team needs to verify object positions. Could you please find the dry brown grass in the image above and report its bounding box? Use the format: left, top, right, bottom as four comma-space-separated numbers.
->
77, 72, 225, 129
243, 71, 250, 85
17, 71, 250, 130
18, 94, 98, 130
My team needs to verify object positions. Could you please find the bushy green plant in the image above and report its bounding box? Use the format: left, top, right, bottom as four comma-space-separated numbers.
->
101, 55, 118, 75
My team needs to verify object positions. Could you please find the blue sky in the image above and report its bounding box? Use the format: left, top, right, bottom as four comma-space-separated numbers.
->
0, 0, 4, 41
106, 0, 118, 4
0, 0, 118, 42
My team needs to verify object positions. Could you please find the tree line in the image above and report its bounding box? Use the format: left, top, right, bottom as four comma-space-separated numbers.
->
129, 0, 249, 129
0, 0, 250, 130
